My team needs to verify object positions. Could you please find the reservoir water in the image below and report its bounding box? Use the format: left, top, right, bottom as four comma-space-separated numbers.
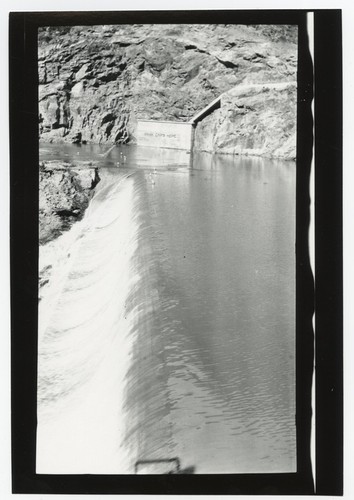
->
37, 144, 296, 474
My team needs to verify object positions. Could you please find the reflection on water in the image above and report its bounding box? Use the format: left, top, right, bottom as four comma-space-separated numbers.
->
37, 143, 296, 474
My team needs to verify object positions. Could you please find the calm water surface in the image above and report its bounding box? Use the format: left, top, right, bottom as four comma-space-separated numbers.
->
37, 143, 296, 474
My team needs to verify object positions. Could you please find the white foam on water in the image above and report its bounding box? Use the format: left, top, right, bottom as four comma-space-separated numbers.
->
37, 173, 140, 474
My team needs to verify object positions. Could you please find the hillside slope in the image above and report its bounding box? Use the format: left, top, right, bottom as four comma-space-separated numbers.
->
38, 24, 297, 158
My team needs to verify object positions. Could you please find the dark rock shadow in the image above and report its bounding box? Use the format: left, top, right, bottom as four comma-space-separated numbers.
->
177, 465, 196, 474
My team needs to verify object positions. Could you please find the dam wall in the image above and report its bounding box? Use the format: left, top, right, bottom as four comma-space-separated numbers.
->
136, 120, 194, 151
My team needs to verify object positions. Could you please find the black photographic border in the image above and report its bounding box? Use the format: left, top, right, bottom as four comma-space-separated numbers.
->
9, 9, 342, 495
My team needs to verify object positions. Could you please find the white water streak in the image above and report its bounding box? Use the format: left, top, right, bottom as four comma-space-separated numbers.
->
37, 173, 139, 474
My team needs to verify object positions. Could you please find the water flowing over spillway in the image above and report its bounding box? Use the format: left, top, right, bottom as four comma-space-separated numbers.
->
37, 170, 140, 473
37, 145, 296, 474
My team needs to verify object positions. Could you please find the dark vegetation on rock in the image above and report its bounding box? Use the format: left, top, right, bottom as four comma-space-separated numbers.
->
38, 24, 297, 158
39, 161, 100, 244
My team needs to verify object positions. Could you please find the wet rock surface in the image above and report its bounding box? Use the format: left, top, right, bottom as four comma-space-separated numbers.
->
39, 161, 100, 244
38, 24, 297, 157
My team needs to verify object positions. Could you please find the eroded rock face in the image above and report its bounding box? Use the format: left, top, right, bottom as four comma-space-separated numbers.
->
194, 82, 297, 159
38, 24, 297, 155
39, 161, 100, 244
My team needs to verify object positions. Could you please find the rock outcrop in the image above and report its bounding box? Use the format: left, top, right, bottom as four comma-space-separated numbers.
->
39, 161, 100, 244
194, 81, 297, 159
38, 24, 297, 157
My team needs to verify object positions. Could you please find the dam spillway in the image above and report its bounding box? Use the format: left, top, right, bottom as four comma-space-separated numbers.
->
37, 144, 296, 474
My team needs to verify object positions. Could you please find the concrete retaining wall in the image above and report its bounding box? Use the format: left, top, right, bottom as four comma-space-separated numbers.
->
136, 120, 193, 150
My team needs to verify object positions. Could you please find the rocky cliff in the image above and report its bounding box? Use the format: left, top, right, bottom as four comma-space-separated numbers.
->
38, 24, 297, 158
194, 81, 297, 159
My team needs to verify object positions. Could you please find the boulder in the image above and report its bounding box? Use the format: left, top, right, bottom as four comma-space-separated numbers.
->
39, 161, 100, 244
